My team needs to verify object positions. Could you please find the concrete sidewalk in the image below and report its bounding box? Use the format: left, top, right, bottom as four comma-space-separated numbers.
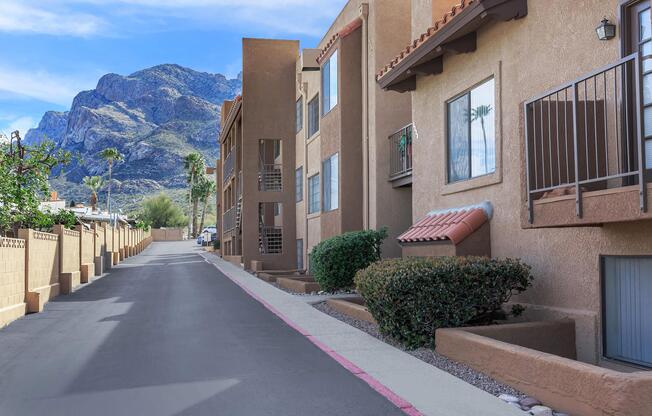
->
201, 252, 523, 416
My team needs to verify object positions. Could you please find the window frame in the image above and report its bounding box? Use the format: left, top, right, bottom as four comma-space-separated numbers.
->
308, 173, 321, 214
446, 76, 496, 184
322, 153, 339, 212
321, 49, 338, 116
296, 97, 303, 134
296, 239, 304, 270
307, 94, 320, 139
295, 166, 303, 203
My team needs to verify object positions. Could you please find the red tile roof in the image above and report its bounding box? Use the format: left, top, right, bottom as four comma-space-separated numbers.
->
317, 17, 363, 64
376, 0, 473, 80
398, 206, 488, 245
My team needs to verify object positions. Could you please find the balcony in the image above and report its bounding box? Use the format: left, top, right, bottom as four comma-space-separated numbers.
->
258, 164, 282, 191
223, 206, 236, 233
259, 226, 282, 254
524, 54, 651, 228
389, 124, 413, 187
223, 150, 234, 184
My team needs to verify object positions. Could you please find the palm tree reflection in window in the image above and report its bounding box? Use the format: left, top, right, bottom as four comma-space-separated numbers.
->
470, 104, 493, 173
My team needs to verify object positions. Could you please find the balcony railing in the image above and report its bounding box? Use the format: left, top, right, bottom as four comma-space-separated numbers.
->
524, 53, 648, 223
223, 206, 236, 232
237, 171, 242, 199
259, 226, 282, 254
258, 164, 283, 191
223, 150, 234, 184
389, 124, 413, 179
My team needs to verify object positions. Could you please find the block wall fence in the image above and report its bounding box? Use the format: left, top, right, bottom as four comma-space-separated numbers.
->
0, 225, 152, 329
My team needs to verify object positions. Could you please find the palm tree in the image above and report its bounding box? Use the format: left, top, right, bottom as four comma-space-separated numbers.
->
184, 152, 205, 237
470, 104, 493, 173
82, 176, 104, 212
99, 147, 123, 223
196, 177, 216, 237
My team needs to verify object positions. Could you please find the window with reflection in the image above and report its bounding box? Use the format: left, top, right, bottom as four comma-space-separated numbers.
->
322, 50, 338, 115
447, 78, 495, 182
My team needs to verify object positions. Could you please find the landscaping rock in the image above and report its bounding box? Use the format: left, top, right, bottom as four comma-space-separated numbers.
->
520, 397, 542, 408
530, 405, 554, 416
499, 394, 520, 403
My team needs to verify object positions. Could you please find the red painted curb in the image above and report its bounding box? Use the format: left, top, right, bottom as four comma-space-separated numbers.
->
207, 257, 424, 416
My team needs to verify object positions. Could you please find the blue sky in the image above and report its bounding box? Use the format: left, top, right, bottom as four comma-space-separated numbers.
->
0, 0, 347, 138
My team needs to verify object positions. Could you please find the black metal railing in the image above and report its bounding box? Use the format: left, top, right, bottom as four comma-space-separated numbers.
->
223, 206, 236, 232
258, 164, 283, 191
259, 226, 282, 254
389, 124, 413, 178
524, 54, 647, 223
223, 150, 234, 184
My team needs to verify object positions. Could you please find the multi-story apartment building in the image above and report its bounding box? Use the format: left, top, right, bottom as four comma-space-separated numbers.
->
218, 1, 415, 271
294, 0, 413, 269
218, 38, 298, 270
378, 0, 652, 369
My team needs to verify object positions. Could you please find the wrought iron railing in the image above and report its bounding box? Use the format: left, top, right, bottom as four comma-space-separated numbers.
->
258, 164, 283, 191
223, 206, 236, 232
259, 226, 282, 254
223, 150, 234, 184
237, 171, 242, 199
389, 124, 413, 178
524, 54, 647, 223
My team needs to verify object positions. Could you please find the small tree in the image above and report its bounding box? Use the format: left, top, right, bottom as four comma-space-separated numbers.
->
99, 147, 123, 222
0, 136, 71, 236
183, 152, 205, 237
82, 176, 104, 211
138, 194, 187, 229
195, 176, 215, 235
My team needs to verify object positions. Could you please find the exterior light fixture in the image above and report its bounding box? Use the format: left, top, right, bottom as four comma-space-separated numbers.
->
596, 18, 616, 41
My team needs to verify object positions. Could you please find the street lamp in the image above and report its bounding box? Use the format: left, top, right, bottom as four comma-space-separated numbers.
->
596, 18, 616, 41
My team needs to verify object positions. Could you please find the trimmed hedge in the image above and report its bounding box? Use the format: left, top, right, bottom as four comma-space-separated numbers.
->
354, 256, 533, 348
310, 228, 387, 291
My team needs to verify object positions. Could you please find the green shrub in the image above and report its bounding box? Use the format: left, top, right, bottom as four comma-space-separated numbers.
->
213, 239, 220, 250
354, 256, 533, 348
310, 228, 387, 291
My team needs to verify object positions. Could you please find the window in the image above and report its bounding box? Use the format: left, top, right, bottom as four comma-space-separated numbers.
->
295, 167, 303, 203
308, 174, 320, 214
296, 97, 303, 134
322, 50, 338, 115
322, 153, 339, 211
296, 239, 304, 270
307, 94, 319, 138
603, 256, 652, 368
447, 78, 495, 183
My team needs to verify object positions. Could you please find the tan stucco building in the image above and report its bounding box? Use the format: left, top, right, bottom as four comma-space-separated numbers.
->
378, 0, 652, 370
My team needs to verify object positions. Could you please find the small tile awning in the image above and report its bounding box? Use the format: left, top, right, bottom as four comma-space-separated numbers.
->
398, 203, 491, 245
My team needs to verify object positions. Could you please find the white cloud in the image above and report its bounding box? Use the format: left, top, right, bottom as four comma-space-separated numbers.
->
7, 116, 37, 138
0, 2, 106, 37
0, 66, 98, 106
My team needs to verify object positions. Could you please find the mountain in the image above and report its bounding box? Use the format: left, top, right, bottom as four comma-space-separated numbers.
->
26, 64, 241, 210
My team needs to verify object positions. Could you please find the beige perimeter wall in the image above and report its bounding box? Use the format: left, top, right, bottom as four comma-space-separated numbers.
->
18, 229, 59, 292
0, 238, 26, 326
151, 228, 184, 241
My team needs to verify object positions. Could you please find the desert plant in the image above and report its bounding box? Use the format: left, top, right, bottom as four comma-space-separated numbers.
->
355, 256, 533, 348
310, 228, 387, 291
82, 175, 104, 211
183, 152, 205, 237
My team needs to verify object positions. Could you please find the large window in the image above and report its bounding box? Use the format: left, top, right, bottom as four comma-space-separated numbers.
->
307, 94, 319, 138
296, 97, 303, 134
322, 153, 339, 211
308, 174, 320, 214
321, 50, 338, 115
603, 256, 652, 368
447, 78, 495, 183
295, 166, 303, 203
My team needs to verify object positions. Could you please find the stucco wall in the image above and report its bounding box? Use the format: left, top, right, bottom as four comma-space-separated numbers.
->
105, 225, 114, 253
94, 224, 105, 257
55, 226, 80, 274
151, 228, 184, 241
19, 229, 59, 291
407, 0, 648, 363
0, 238, 26, 327
79, 228, 95, 265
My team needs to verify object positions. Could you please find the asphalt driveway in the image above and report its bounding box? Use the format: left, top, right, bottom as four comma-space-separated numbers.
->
0, 241, 405, 416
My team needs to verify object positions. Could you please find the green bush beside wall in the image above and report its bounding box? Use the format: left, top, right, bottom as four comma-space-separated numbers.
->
355, 256, 533, 348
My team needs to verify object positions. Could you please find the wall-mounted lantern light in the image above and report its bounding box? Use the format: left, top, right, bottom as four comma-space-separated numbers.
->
596, 18, 616, 41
